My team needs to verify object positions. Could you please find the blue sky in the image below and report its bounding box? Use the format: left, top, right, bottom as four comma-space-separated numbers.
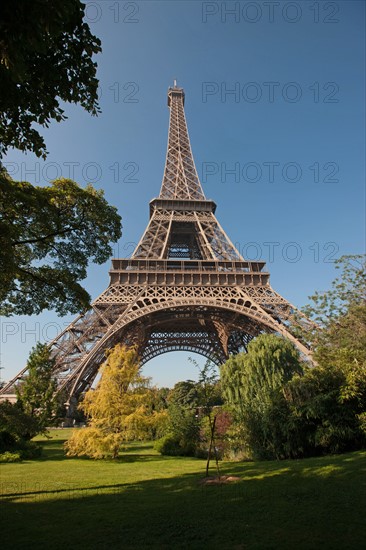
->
1, 0, 365, 387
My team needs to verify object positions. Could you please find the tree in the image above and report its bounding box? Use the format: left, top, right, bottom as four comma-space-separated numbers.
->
284, 358, 366, 455
145, 387, 170, 440
220, 334, 303, 459
16, 342, 61, 437
151, 387, 170, 411
0, 3, 121, 316
155, 366, 225, 461
189, 358, 224, 475
0, 174, 122, 315
65, 345, 165, 459
167, 380, 200, 408
155, 379, 201, 457
0, 0, 101, 159
219, 257, 366, 460
303, 255, 366, 326
305, 257, 366, 370
285, 256, 366, 456
0, 342, 59, 456
314, 303, 366, 370
0, 400, 39, 449
296, 255, 366, 454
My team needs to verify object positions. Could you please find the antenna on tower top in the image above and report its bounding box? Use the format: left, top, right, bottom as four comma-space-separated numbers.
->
173, 79, 177, 87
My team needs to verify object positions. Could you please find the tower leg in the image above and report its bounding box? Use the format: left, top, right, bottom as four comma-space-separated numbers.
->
63, 396, 78, 426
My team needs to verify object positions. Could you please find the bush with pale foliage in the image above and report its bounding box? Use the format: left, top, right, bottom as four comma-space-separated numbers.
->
65, 345, 167, 459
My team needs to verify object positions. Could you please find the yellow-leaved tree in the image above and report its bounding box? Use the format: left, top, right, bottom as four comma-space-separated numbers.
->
65, 345, 167, 458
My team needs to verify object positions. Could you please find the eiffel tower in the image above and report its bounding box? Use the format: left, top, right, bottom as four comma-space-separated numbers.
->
1, 83, 312, 412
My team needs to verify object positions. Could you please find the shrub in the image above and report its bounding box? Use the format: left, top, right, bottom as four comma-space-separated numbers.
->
19, 441, 42, 459
0, 451, 22, 463
0, 432, 42, 461
154, 433, 200, 457
154, 434, 182, 456
0, 430, 17, 452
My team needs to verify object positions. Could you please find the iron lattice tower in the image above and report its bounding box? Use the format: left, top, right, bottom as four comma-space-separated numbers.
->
1, 84, 313, 411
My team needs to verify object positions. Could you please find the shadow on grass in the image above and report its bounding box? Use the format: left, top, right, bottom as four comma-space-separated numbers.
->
224, 450, 366, 480
1, 451, 365, 550
34, 439, 161, 463
122, 443, 158, 453
36, 439, 69, 461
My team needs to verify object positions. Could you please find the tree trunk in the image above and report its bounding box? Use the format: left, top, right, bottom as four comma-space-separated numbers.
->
206, 414, 217, 477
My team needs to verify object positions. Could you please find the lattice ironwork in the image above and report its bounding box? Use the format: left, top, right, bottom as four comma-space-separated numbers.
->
159, 86, 205, 200
0, 83, 314, 412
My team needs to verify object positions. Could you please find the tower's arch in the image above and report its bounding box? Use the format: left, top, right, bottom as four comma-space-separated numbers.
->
58, 297, 310, 404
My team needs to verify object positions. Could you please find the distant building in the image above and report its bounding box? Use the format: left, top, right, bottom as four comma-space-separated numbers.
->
0, 393, 17, 404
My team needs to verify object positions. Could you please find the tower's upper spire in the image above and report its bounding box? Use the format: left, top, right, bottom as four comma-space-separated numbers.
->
159, 85, 206, 200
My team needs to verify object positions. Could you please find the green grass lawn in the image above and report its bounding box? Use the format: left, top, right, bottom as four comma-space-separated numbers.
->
1, 429, 365, 549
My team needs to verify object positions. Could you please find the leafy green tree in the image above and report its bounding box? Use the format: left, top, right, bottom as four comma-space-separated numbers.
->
0, 343, 59, 454
167, 380, 200, 408
156, 367, 224, 460
288, 255, 366, 455
16, 343, 60, 436
0, 174, 121, 315
0, 0, 101, 159
285, 360, 366, 455
221, 334, 303, 459
160, 403, 200, 457
220, 257, 366, 460
314, 303, 366, 370
0, 3, 121, 316
0, 400, 39, 448
151, 387, 170, 411
155, 379, 201, 457
145, 387, 170, 439
303, 255, 366, 326
65, 345, 166, 459
290, 267, 366, 456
